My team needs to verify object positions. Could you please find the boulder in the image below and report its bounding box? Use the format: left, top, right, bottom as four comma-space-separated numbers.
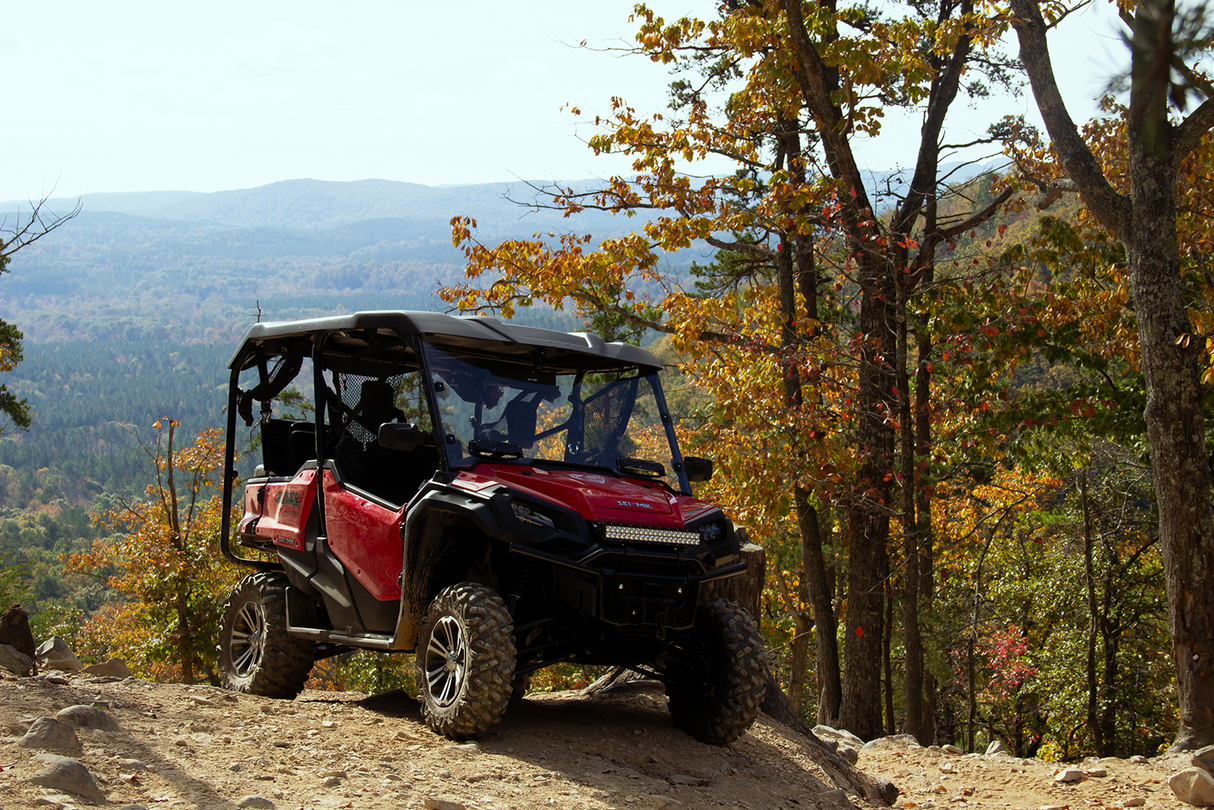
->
18, 717, 83, 754
36, 636, 84, 672
57, 703, 121, 731
1193, 745, 1214, 775
0, 604, 36, 658
1170, 767, 1214, 807
0, 642, 35, 676
813, 724, 865, 748
861, 735, 919, 753
24, 752, 105, 803
81, 657, 132, 678
986, 740, 1007, 756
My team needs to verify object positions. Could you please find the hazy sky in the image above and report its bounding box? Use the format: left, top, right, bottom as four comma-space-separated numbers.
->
1, 1, 1127, 203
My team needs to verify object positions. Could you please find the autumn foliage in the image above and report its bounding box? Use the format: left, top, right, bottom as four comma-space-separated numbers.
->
64, 421, 241, 683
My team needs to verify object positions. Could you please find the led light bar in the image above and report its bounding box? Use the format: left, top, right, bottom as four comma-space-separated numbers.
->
604, 524, 700, 546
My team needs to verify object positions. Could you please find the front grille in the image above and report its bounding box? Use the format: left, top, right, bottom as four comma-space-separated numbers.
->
603, 524, 700, 546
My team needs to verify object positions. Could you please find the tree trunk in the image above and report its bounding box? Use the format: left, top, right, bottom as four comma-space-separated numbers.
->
759, 670, 900, 806
898, 282, 924, 743
916, 194, 939, 748
0, 604, 36, 660
838, 258, 895, 741
1010, 0, 1214, 750
884, 573, 896, 736
701, 539, 765, 620
1082, 469, 1102, 754
774, 566, 812, 717
1128, 156, 1214, 751
798, 492, 843, 725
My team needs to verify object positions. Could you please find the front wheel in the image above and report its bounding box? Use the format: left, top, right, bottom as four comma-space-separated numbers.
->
665, 598, 767, 745
415, 582, 516, 739
218, 572, 316, 698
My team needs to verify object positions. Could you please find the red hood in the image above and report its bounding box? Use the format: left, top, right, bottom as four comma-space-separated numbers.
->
456, 464, 717, 529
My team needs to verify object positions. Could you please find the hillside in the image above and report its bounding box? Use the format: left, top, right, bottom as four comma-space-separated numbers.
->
1, 671, 1197, 810
0, 179, 641, 344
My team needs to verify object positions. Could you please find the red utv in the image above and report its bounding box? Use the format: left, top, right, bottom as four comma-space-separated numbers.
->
217, 311, 766, 743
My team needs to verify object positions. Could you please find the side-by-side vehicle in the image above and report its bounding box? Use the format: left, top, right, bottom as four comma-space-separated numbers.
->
217, 311, 766, 743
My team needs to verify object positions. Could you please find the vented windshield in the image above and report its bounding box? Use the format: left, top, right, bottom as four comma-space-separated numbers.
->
424, 344, 678, 482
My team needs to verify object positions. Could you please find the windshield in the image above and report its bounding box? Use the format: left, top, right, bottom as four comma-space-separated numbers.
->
424, 344, 679, 484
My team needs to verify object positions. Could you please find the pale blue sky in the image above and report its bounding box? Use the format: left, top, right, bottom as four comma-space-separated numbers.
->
1, 1, 1125, 203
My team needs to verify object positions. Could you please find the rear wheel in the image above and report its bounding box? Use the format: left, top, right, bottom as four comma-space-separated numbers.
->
415, 582, 516, 739
665, 598, 766, 745
218, 572, 315, 698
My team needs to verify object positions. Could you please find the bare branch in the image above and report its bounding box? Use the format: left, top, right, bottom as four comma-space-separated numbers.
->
1009, 0, 1132, 238
1174, 97, 1214, 167
0, 194, 82, 261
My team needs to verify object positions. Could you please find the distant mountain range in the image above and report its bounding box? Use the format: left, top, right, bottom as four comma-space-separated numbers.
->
2, 177, 641, 235
0, 178, 689, 345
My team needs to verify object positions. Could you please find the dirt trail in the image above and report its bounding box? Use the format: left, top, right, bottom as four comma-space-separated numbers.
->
0, 673, 1194, 810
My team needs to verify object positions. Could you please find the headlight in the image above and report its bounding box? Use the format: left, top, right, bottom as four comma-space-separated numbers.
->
512, 500, 556, 529
699, 522, 724, 544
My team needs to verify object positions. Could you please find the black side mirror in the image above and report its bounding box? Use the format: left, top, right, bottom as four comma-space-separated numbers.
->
684, 456, 713, 483
378, 422, 427, 451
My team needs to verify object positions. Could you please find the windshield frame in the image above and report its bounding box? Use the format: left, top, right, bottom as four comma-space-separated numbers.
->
420, 340, 692, 493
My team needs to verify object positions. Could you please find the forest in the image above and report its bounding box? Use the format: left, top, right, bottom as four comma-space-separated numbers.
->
3, 0, 1214, 765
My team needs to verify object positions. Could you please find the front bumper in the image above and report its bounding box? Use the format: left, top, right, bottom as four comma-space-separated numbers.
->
511, 542, 746, 634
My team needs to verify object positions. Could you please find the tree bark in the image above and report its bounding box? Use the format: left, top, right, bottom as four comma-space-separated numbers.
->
916, 193, 939, 747
899, 281, 924, 743
759, 671, 900, 806
701, 540, 765, 620
1010, 0, 1214, 750
797, 493, 843, 725
1082, 469, 1102, 754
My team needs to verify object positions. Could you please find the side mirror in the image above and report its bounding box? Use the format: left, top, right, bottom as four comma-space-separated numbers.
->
684, 456, 713, 483
378, 422, 427, 451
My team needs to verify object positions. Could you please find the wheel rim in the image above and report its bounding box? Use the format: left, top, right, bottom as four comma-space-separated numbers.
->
229, 598, 266, 676
423, 615, 467, 707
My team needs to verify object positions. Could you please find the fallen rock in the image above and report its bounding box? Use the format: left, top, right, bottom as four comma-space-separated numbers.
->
939, 760, 956, 774
1085, 767, 1108, 778
1122, 798, 1146, 807
985, 740, 1007, 756
813, 724, 865, 748
838, 744, 859, 764
943, 744, 964, 755
861, 735, 918, 753
1131, 755, 1148, 764
1194, 744, 1214, 775
1171, 767, 1214, 806
237, 798, 275, 809
57, 703, 121, 731
36, 637, 84, 672
667, 773, 711, 787
1053, 768, 1084, 783
423, 800, 466, 810
25, 753, 105, 803
18, 717, 83, 754
0, 642, 35, 676
81, 657, 132, 678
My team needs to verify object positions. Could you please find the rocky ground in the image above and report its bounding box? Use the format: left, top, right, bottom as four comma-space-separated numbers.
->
0, 669, 1206, 810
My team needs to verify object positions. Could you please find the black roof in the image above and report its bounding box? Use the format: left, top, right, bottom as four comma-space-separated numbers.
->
228, 311, 661, 372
